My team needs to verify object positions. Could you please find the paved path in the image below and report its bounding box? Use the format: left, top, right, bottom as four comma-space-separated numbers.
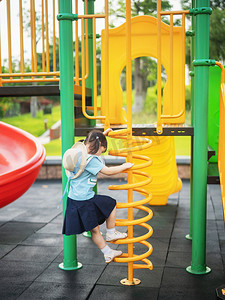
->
0, 179, 224, 299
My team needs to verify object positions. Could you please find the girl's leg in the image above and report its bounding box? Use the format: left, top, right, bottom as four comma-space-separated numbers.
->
90, 225, 106, 250
106, 206, 116, 229
105, 206, 127, 242
90, 225, 122, 263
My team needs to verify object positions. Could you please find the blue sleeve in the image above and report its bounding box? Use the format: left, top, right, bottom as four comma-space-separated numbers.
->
86, 157, 105, 175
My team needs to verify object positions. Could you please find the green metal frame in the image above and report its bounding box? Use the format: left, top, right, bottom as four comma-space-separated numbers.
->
186, 0, 212, 275
58, 0, 82, 271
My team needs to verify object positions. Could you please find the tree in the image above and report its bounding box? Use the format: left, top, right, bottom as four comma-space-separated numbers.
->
181, 0, 225, 62
109, 0, 172, 112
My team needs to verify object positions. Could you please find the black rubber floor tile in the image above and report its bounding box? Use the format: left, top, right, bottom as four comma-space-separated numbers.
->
21, 232, 63, 247
170, 236, 220, 253
0, 221, 6, 227
172, 226, 193, 239
149, 216, 174, 229
35, 262, 105, 286
0, 260, 49, 284
54, 247, 106, 265
0, 281, 32, 300
173, 218, 190, 229
176, 207, 190, 219
50, 212, 63, 224
217, 220, 225, 230
166, 250, 223, 271
97, 264, 163, 288
0, 207, 27, 221
169, 238, 192, 252
152, 227, 173, 238
36, 222, 62, 234
158, 287, 218, 300
0, 222, 45, 244
161, 267, 225, 290
0, 244, 17, 259
13, 208, 62, 223
2, 245, 62, 263
207, 220, 218, 230
149, 237, 170, 253
166, 251, 192, 268
17, 282, 93, 300
89, 284, 159, 300
76, 234, 99, 249
151, 206, 177, 219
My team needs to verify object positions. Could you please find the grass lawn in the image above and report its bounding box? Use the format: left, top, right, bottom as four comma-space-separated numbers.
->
1, 105, 61, 137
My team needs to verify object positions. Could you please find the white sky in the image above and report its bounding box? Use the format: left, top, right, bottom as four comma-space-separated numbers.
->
0, 0, 183, 64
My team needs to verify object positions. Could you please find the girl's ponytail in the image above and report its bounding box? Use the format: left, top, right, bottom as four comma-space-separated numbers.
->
84, 130, 107, 154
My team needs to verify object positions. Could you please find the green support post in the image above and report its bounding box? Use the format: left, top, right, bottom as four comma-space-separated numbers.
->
83, 0, 96, 239
186, 0, 212, 275
58, 0, 82, 271
186, 0, 196, 241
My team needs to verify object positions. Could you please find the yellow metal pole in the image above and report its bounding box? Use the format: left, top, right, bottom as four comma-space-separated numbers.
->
32, 0, 37, 73
126, 0, 135, 285
19, 0, 24, 76
75, 0, 79, 85
93, 17, 97, 117
84, 0, 89, 82
6, 0, 12, 75
157, 0, 162, 134
182, 13, 186, 105
42, 0, 45, 77
30, 0, 34, 75
53, 0, 56, 77
170, 13, 173, 115
45, 0, 50, 72
104, 0, 110, 127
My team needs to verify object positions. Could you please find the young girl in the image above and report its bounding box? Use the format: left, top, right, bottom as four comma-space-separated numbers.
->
62, 129, 133, 263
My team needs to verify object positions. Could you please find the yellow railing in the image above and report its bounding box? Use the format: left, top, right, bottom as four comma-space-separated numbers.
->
78, 0, 108, 122
156, 0, 189, 133
215, 62, 225, 219
0, 0, 59, 85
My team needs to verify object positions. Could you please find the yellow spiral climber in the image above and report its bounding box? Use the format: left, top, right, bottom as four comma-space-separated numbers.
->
108, 128, 154, 285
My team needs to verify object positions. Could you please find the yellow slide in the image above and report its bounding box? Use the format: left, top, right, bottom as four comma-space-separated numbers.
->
101, 16, 184, 205
132, 136, 182, 205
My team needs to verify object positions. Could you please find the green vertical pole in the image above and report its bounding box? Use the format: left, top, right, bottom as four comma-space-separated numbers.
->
186, 0, 212, 274
186, 0, 196, 241
83, 0, 96, 239
57, 0, 82, 271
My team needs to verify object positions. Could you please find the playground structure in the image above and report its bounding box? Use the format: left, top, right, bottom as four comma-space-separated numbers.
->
0, 0, 225, 286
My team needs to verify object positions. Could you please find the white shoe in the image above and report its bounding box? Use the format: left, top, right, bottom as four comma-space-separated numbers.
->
106, 230, 127, 242
104, 249, 122, 263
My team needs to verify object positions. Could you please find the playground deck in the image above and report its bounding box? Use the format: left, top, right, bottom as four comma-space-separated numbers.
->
0, 178, 224, 300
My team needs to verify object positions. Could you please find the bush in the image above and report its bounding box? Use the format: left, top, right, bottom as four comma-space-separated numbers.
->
43, 104, 52, 115
185, 85, 191, 111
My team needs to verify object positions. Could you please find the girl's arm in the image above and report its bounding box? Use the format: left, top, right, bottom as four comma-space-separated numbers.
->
100, 162, 134, 176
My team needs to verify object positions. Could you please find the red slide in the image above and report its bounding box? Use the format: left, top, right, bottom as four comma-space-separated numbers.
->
0, 121, 46, 208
